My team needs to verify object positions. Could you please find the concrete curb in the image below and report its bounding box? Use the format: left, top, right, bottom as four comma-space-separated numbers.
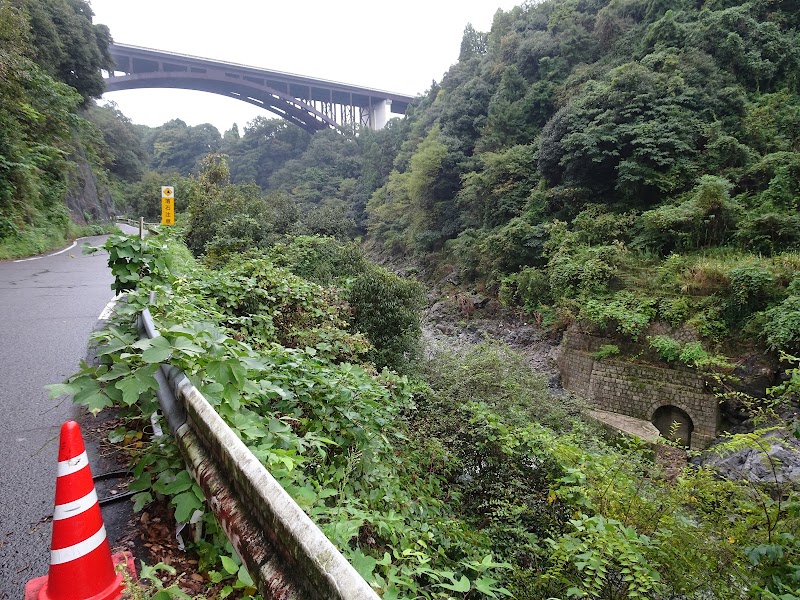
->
138, 309, 379, 600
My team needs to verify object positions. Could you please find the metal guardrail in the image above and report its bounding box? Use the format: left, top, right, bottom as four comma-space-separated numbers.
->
114, 216, 159, 239
136, 308, 379, 600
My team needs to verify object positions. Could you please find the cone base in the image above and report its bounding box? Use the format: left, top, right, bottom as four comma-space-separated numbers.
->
25, 552, 136, 600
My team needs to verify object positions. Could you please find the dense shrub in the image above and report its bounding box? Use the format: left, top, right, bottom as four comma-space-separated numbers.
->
267, 235, 368, 284
763, 296, 800, 352
347, 267, 425, 372
548, 244, 622, 299
499, 267, 551, 312
635, 176, 739, 253
581, 292, 658, 338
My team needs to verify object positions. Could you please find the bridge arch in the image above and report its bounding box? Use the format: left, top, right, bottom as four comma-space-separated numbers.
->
105, 44, 413, 134
106, 71, 337, 133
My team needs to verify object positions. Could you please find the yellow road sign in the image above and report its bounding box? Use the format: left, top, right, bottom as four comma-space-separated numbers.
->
161, 196, 175, 226
161, 186, 174, 198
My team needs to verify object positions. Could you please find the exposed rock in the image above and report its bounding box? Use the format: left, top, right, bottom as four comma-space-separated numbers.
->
421, 289, 559, 377
64, 148, 115, 224
470, 294, 489, 309
700, 429, 800, 485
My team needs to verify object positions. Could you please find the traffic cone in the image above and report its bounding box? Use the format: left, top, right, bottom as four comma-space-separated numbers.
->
24, 421, 135, 600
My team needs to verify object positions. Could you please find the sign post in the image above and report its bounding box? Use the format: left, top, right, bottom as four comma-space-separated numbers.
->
161, 186, 175, 226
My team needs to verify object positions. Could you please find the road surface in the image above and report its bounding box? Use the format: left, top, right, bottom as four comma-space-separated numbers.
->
0, 234, 130, 599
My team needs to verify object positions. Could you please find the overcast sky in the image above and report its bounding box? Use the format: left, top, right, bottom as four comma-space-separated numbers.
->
91, 0, 521, 134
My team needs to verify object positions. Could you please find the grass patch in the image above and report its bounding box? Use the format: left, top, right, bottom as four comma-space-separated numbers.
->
0, 220, 115, 260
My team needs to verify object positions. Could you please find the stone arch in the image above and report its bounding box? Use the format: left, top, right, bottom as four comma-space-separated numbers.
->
651, 404, 694, 447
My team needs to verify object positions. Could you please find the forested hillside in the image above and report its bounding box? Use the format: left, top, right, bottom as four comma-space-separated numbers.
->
13, 0, 799, 596
361, 0, 800, 369
0, 0, 144, 257
129, 0, 800, 374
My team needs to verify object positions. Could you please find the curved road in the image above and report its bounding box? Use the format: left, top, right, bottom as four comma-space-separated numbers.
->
0, 234, 128, 599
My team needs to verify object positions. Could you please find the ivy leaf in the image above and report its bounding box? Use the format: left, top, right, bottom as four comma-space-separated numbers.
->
135, 336, 172, 363
115, 366, 157, 405
45, 382, 81, 399
159, 470, 194, 495
132, 491, 153, 512
350, 549, 377, 581
439, 575, 471, 593
172, 489, 202, 522
75, 390, 113, 415
237, 565, 254, 586
172, 336, 205, 356
205, 360, 232, 386
97, 363, 131, 382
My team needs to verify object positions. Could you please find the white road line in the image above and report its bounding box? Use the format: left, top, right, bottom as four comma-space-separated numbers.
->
47, 240, 79, 256
13, 237, 86, 263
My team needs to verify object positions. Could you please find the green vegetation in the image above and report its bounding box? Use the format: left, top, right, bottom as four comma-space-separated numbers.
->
0, 0, 136, 258
56, 228, 800, 598
15, 0, 800, 597
350, 0, 800, 368
119, 0, 800, 379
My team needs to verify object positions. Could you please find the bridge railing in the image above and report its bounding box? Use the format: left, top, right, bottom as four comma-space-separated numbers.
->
137, 306, 379, 599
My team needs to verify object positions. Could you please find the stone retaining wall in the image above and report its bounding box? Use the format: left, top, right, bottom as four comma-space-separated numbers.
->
556, 332, 719, 449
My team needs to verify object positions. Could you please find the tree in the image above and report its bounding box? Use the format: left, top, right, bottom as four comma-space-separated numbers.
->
17, 0, 113, 102
225, 117, 310, 187
459, 23, 488, 61
0, 1, 82, 235
84, 102, 147, 181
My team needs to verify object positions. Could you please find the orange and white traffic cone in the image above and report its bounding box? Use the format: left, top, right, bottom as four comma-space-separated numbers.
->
24, 421, 135, 600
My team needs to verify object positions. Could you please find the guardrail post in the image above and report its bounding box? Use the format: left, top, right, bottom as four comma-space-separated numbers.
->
139, 217, 144, 240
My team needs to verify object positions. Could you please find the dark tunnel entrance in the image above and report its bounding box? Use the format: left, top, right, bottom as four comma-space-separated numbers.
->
652, 405, 694, 447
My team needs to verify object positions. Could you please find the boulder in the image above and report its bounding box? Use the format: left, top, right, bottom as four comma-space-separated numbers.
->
701, 429, 800, 485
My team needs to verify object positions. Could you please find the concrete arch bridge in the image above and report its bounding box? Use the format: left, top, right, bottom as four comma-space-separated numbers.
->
105, 43, 415, 134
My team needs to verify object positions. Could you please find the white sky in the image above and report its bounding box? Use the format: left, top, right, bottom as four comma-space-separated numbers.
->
91, 0, 520, 134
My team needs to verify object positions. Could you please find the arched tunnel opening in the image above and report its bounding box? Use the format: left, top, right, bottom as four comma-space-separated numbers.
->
652, 405, 694, 447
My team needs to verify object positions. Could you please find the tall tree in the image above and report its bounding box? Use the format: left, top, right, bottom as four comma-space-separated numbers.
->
17, 0, 113, 102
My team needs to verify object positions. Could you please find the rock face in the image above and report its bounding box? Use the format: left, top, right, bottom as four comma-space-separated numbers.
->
700, 429, 800, 485
63, 149, 115, 224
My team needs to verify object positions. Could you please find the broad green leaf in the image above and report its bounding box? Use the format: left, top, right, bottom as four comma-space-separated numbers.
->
115, 375, 150, 406
97, 363, 131, 382
132, 491, 152, 512
172, 489, 203, 522
439, 575, 471, 593
140, 336, 173, 363
45, 382, 81, 399
237, 564, 254, 586
206, 360, 232, 386
172, 336, 205, 356
350, 549, 377, 581
159, 470, 194, 495
76, 391, 113, 415
221, 555, 238, 575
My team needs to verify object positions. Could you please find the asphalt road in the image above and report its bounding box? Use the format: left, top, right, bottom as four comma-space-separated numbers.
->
0, 233, 130, 599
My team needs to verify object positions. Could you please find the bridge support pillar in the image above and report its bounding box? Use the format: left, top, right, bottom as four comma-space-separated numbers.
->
369, 99, 392, 130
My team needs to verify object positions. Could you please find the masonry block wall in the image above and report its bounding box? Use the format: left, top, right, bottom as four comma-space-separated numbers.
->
556, 332, 720, 449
